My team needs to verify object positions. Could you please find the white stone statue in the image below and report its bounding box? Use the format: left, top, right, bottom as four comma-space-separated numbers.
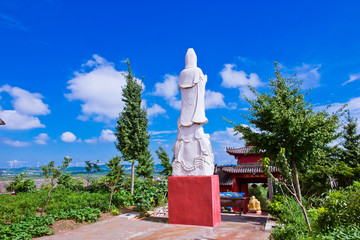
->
172, 48, 214, 176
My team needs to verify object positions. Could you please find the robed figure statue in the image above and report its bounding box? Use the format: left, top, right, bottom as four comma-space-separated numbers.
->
172, 48, 214, 176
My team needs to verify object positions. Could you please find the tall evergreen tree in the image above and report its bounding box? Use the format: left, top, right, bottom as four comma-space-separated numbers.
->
115, 60, 154, 194
155, 146, 172, 177
342, 113, 360, 168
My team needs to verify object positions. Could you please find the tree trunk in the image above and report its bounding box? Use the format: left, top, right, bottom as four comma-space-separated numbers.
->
41, 184, 54, 215
291, 158, 302, 202
131, 161, 135, 195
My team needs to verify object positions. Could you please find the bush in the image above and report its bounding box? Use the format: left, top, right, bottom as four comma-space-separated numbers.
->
57, 173, 85, 191
316, 182, 360, 233
0, 215, 55, 240
268, 195, 317, 240
5, 173, 37, 193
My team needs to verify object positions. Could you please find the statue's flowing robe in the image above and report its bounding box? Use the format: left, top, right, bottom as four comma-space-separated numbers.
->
178, 67, 208, 127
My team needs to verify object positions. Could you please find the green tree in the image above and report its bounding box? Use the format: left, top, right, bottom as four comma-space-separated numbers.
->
106, 155, 125, 212
155, 146, 172, 177
115, 60, 154, 194
85, 160, 101, 185
41, 157, 72, 215
228, 63, 342, 232
342, 113, 360, 169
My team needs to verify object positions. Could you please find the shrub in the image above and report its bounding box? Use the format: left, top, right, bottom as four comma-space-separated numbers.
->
316, 182, 360, 233
5, 173, 37, 193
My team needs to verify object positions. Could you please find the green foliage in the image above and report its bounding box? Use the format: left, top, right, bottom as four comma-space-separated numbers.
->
315, 182, 360, 233
50, 207, 102, 222
85, 159, 101, 183
41, 157, 72, 214
156, 146, 172, 177
57, 172, 84, 190
5, 173, 37, 193
268, 195, 317, 240
115, 60, 154, 180
105, 155, 125, 188
0, 215, 55, 240
342, 114, 360, 169
229, 63, 342, 175
132, 179, 168, 211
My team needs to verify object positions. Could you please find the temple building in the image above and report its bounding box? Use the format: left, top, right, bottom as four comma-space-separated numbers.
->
215, 146, 280, 213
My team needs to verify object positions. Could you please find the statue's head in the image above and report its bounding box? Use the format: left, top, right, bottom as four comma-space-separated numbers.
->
185, 48, 197, 69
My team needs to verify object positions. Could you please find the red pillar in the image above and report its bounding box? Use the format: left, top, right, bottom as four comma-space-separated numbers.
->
241, 183, 249, 213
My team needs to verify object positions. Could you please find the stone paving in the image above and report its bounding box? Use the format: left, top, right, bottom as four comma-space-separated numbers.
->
38, 213, 273, 240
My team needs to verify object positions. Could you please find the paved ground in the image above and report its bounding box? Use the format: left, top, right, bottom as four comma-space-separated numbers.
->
38, 214, 272, 240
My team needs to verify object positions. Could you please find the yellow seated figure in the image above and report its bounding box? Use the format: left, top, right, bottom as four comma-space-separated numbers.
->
248, 196, 261, 212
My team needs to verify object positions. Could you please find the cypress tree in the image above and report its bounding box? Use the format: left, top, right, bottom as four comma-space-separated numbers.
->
115, 60, 154, 194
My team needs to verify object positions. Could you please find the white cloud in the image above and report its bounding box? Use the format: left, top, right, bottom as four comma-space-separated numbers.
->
342, 73, 360, 86
61, 132, 77, 142
65, 54, 136, 122
205, 90, 226, 109
279, 63, 321, 89
0, 85, 50, 115
84, 137, 97, 144
294, 63, 321, 89
84, 129, 116, 144
153, 74, 179, 100
220, 64, 262, 88
34, 133, 50, 145
4, 139, 30, 147
316, 96, 360, 132
147, 104, 166, 118
220, 63, 262, 101
0, 85, 50, 130
99, 129, 116, 142
210, 128, 245, 165
149, 130, 177, 135
0, 110, 45, 130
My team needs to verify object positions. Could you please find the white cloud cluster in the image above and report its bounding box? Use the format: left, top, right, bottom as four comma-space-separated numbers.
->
210, 127, 245, 165
153, 74, 227, 110
342, 73, 360, 86
61, 131, 77, 142
4, 139, 30, 147
99, 129, 116, 142
85, 129, 116, 144
34, 133, 50, 145
316, 96, 360, 133
220, 64, 262, 100
205, 90, 226, 109
65, 54, 128, 122
147, 104, 166, 118
294, 63, 321, 89
0, 85, 50, 130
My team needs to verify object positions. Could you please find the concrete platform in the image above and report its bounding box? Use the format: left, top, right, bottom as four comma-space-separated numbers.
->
38, 214, 272, 240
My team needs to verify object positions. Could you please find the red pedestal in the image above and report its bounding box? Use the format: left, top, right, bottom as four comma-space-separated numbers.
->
168, 175, 221, 227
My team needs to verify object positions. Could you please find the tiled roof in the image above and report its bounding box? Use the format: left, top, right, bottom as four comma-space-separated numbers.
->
221, 163, 278, 174
214, 165, 235, 186
226, 146, 264, 155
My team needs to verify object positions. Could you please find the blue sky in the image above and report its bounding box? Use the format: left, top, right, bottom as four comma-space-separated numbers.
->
0, 0, 359, 168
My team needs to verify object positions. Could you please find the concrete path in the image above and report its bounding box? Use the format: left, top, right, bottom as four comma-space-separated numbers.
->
39, 214, 272, 240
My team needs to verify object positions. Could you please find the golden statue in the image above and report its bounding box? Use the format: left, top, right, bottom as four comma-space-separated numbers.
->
248, 196, 261, 213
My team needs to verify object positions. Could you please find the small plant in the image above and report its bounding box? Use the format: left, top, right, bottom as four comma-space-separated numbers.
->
41, 157, 72, 215
111, 209, 120, 216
